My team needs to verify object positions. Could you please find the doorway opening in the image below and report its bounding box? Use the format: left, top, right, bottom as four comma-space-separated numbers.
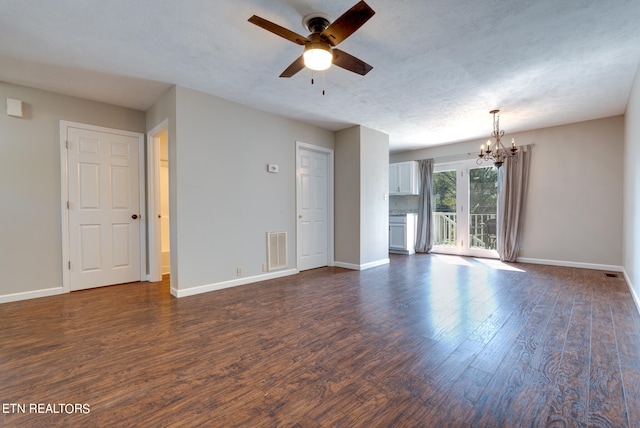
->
147, 120, 171, 282
432, 159, 498, 258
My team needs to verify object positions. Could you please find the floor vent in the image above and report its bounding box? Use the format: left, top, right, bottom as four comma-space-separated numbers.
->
604, 273, 619, 278
267, 232, 287, 271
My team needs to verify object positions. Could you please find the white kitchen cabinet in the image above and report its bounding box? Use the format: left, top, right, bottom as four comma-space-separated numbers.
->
389, 161, 419, 195
389, 213, 417, 254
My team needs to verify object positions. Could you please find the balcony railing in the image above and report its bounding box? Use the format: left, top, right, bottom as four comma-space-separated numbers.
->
433, 212, 497, 250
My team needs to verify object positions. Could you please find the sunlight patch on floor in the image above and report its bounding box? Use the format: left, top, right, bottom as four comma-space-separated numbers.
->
433, 254, 474, 266
474, 258, 526, 272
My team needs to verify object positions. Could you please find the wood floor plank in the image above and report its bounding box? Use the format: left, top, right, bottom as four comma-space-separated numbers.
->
587, 278, 630, 428
468, 286, 543, 375
542, 297, 592, 426
612, 314, 640, 427
2, 257, 640, 426
467, 286, 558, 426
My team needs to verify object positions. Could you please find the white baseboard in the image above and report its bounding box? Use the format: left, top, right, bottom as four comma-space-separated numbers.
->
334, 258, 390, 271
0, 287, 66, 304
623, 269, 640, 315
517, 258, 640, 316
172, 268, 299, 298
516, 257, 623, 272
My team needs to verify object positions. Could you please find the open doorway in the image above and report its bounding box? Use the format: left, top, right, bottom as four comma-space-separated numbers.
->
147, 120, 170, 282
158, 130, 170, 275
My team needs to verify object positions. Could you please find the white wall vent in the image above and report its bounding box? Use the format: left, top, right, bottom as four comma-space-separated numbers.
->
267, 232, 287, 271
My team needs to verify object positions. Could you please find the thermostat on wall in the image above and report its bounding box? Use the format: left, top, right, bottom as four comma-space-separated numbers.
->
7, 98, 23, 117
267, 164, 279, 173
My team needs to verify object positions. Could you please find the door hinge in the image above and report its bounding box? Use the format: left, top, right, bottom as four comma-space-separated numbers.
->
68, 261, 71, 270
67, 201, 70, 209
66, 141, 69, 149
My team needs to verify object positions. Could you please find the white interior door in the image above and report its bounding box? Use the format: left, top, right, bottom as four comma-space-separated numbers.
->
297, 145, 330, 271
66, 125, 142, 290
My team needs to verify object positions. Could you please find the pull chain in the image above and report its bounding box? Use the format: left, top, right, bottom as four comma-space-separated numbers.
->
322, 71, 325, 96
309, 70, 326, 96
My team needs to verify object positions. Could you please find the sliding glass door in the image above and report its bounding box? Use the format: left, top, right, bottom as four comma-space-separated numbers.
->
432, 159, 498, 258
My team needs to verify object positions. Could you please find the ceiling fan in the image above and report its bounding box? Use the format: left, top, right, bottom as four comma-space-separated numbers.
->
248, 1, 375, 78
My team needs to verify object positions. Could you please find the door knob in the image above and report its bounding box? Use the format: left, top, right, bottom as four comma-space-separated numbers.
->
298, 214, 302, 219
132, 214, 139, 219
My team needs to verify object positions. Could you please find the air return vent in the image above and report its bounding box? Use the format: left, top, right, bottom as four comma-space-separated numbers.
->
267, 232, 287, 271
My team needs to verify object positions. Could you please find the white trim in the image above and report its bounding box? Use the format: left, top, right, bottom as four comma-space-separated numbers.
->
334, 258, 390, 271
0, 287, 65, 304
295, 142, 335, 269
60, 124, 70, 292
516, 257, 624, 272
147, 119, 169, 282
59, 121, 146, 292
172, 269, 298, 298
623, 269, 640, 315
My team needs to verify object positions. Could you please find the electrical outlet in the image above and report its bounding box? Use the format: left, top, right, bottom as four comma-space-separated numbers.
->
262, 263, 268, 272
236, 267, 243, 276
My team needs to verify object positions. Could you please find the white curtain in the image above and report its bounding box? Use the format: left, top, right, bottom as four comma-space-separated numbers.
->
497, 145, 532, 262
415, 159, 434, 253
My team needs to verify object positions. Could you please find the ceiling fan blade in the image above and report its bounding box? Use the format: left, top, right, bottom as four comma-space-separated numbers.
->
279, 55, 306, 78
248, 15, 309, 45
321, 1, 375, 47
332, 49, 373, 76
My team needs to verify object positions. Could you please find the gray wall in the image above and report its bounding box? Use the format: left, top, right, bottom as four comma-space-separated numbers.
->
360, 126, 390, 265
335, 125, 389, 268
0, 82, 145, 298
335, 126, 361, 265
392, 115, 624, 268
624, 66, 640, 304
170, 86, 334, 293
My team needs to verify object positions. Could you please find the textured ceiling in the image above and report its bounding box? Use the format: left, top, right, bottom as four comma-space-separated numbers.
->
1, 0, 639, 152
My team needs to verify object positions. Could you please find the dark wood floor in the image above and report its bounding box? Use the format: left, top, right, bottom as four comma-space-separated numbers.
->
2, 254, 640, 427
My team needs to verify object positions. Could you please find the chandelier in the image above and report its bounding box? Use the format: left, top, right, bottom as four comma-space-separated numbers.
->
477, 109, 518, 168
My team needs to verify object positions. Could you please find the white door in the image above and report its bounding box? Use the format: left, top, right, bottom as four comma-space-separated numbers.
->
297, 146, 329, 271
66, 125, 142, 290
432, 159, 499, 258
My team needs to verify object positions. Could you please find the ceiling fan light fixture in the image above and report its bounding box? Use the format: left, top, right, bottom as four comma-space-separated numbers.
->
303, 43, 333, 71
248, 1, 375, 78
